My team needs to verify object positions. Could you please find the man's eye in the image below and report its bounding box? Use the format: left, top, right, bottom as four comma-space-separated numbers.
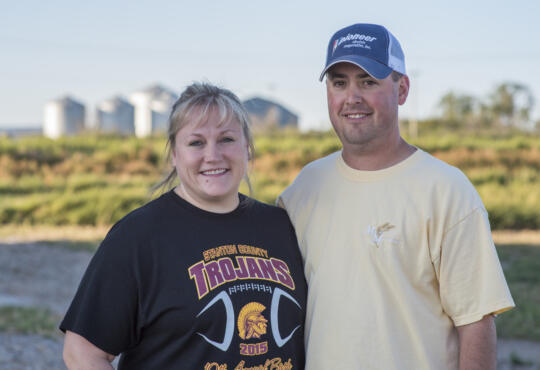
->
363, 80, 376, 86
333, 80, 345, 87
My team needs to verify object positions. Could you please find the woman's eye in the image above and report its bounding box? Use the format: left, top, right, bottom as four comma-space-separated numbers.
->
188, 140, 203, 146
221, 137, 234, 143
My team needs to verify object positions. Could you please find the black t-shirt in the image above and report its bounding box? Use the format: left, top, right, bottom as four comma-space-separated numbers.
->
60, 191, 306, 369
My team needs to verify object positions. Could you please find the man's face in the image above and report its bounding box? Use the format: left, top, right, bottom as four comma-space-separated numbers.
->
326, 63, 409, 153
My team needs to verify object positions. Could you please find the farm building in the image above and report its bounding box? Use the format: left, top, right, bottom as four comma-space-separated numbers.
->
43, 96, 86, 139
129, 85, 178, 137
96, 96, 135, 135
242, 97, 298, 129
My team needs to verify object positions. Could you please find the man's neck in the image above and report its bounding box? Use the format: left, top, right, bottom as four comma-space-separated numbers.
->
341, 137, 416, 171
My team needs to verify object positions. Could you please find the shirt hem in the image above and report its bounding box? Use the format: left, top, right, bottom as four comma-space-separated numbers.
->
452, 300, 515, 326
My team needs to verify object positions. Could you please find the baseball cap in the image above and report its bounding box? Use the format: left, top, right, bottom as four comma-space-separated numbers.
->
319, 23, 406, 81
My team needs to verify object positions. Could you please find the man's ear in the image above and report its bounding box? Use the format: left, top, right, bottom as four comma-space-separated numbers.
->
398, 75, 410, 106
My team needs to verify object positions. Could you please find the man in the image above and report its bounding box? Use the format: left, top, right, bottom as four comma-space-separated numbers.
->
278, 23, 514, 370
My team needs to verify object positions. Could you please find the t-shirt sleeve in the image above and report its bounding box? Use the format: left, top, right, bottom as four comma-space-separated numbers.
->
438, 207, 515, 326
59, 225, 141, 355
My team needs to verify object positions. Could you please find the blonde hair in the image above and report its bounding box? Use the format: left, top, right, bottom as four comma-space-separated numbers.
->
153, 82, 254, 194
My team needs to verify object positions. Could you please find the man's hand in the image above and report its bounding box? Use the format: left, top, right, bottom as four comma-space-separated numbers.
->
456, 314, 496, 370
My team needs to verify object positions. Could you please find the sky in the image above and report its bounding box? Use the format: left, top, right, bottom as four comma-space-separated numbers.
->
1, 0, 539, 131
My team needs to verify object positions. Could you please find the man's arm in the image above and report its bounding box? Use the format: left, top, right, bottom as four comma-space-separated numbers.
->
63, 330, 115, 370
456, 314, 496, 370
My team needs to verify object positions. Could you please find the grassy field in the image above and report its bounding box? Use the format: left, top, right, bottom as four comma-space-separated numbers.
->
1, 130, 539, 230
0, 131, 538, 353
496, 243, 540, 340
0, 306, 59, 338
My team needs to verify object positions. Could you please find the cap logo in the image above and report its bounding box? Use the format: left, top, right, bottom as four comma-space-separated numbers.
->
332, 39, 339, 55
332, 33, 377, 55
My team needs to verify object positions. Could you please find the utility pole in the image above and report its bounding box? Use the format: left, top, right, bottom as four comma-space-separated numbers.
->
409, 70, 420, 139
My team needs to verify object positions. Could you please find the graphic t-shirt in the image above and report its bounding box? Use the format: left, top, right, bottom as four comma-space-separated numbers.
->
60, 190, 306, 369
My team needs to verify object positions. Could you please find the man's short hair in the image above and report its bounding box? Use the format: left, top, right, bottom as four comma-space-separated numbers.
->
391, 71, 403, 82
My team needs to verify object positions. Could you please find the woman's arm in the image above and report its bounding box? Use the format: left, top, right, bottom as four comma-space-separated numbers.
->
63, 330, 116, 370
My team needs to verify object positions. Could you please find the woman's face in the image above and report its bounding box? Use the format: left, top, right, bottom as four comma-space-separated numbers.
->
172, 108, 249, 212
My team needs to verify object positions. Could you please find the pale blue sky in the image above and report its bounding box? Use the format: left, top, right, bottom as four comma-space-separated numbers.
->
1, 0, 538, 130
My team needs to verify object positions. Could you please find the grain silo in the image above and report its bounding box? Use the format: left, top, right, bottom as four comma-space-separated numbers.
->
129, 85, 178, 137
96, 96, 135, 135
43, 96, 86, 139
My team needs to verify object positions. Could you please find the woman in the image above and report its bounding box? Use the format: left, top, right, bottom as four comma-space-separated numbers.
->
61, 82, 306, 369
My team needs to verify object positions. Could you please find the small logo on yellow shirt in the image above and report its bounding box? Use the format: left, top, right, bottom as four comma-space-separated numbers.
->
367, 222, 399, 247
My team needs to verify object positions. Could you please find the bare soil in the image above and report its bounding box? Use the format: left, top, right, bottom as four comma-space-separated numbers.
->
0, 241, 92, 369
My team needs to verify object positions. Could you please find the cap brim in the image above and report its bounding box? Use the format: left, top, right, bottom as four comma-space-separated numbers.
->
319, 56, 393, 81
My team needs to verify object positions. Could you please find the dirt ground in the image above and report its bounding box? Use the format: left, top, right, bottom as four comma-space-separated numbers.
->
0, 240, 538, 369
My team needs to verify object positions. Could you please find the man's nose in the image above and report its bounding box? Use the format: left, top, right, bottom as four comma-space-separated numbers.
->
345, 85, 364, 105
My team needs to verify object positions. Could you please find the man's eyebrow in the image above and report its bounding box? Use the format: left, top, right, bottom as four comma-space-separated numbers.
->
327, 71, 371, 79
327, 71, 346, 79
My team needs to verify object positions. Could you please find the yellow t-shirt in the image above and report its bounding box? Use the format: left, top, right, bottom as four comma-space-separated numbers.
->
278, 149, 514, 370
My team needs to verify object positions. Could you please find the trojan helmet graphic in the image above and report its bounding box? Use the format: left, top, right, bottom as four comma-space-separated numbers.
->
237, 302, 268, 339
196, 288, 301, 351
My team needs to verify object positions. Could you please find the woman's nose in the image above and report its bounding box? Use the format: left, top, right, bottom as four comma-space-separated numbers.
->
203, 142, 222, 161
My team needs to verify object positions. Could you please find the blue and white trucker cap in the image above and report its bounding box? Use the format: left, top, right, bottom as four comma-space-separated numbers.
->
320, 23, 406, 81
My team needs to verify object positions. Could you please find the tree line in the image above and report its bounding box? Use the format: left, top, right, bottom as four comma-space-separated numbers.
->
435, 82, 536, 131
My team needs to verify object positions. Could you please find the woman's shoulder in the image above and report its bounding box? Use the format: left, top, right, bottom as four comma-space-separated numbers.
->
105, 192, 172, 241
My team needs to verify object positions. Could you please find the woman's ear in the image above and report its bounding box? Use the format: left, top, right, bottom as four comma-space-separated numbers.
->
171, 147, 177, 166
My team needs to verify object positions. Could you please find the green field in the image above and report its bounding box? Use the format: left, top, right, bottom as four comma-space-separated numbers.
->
1, 130, 539, 229
496, 243, 540, 340
0, 131, 538, 342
